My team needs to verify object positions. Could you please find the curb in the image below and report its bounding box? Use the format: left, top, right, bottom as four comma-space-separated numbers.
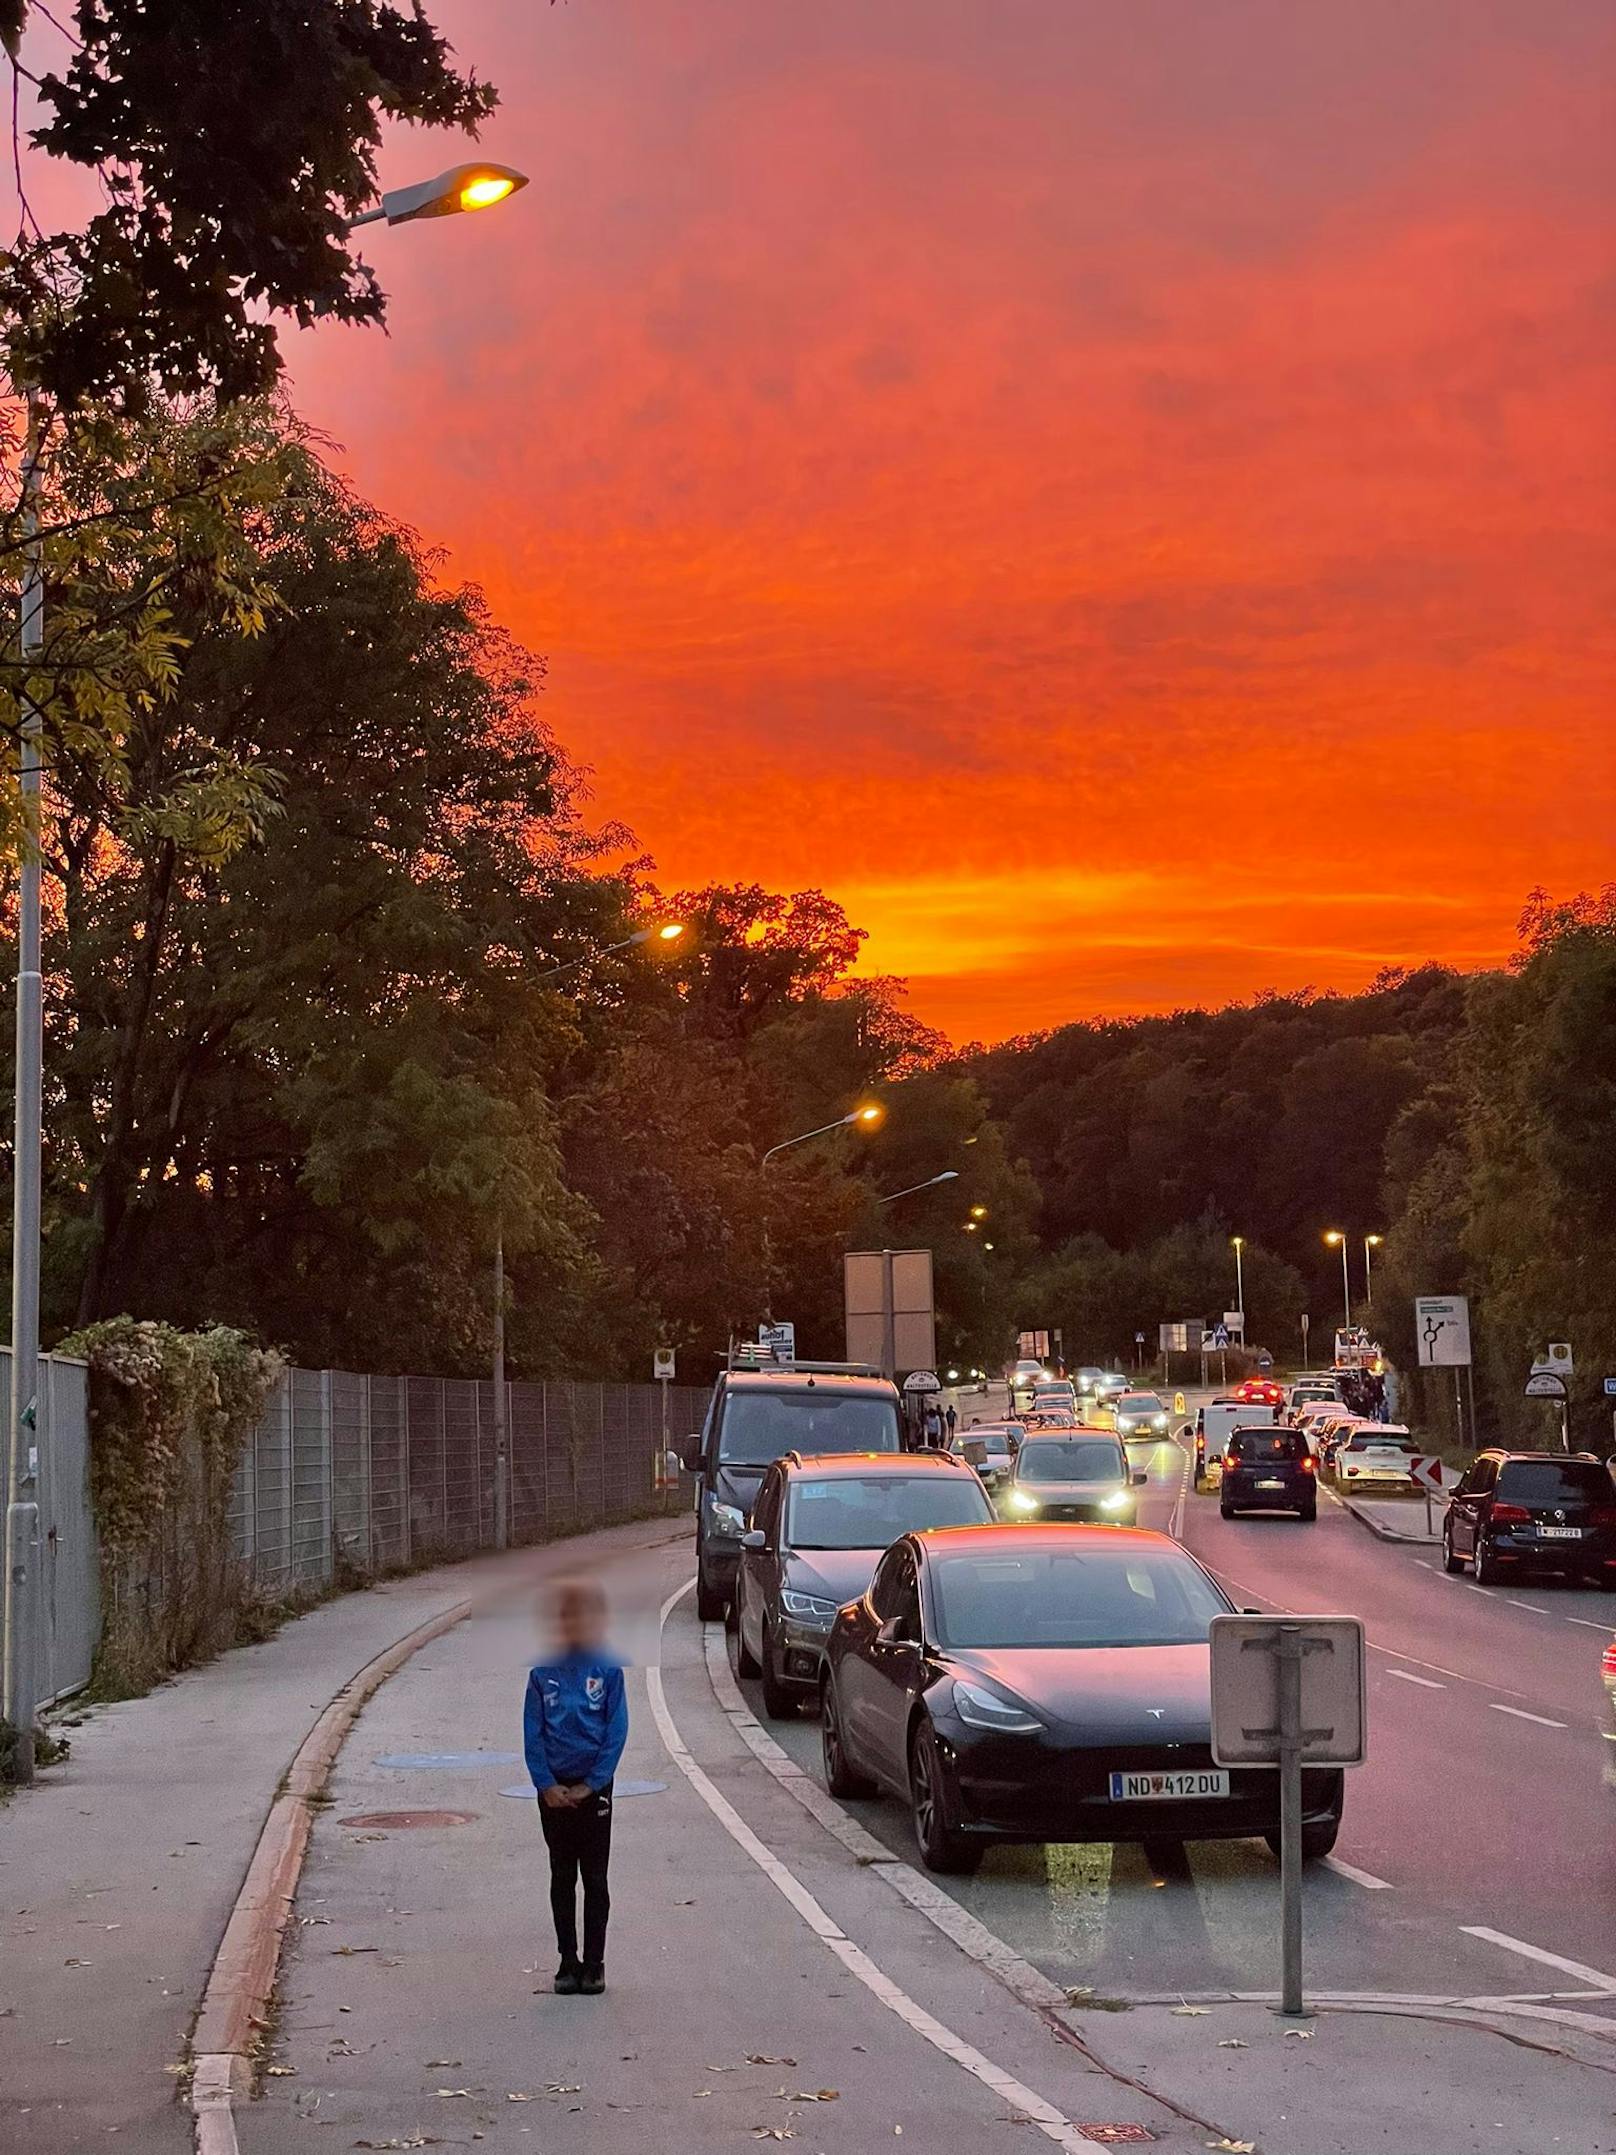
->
1335, 1487, 1444, 1545
188, 1595, 474, 2151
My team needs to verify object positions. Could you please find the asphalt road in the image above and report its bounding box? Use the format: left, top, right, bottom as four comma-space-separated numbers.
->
750, 1414, 1616, 2009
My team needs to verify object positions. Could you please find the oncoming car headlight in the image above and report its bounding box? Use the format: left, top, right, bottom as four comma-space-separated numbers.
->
1100, 1489, 1131, 1512
952, 1678, 1042, 1734
1007, 1487, 1040, 1514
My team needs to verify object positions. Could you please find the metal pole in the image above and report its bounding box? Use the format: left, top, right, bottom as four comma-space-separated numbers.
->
880, 1248, 896, 1385
1339, 1242, 1351, 1333
1362, 1237, 1374, 1308
1233, 1241, 1244, 1329
3, 396, 45, 1782
492, 1231, 509, 1550
1276, 1622, 1306, 2017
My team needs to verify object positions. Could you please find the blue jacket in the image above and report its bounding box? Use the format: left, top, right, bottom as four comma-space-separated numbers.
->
523, 1651, 628, 1793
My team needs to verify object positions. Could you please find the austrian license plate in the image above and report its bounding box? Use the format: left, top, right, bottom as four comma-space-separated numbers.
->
1257, 1478, 1285, 1489
1537, 1525, 1583, 1539
1109, 1769, 1229, 1801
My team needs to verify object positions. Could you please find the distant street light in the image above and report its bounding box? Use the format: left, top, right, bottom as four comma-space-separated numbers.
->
1323, 1231, 1352, 1332
969, 1204, 988, 1220
348, 161, 530, 228
534, 920, 685, 984
761, 1103, 883, 1169
1363, 1233, 1384, 1308
1231, 1236, 1245, 1330
877, 1170, 958, 1206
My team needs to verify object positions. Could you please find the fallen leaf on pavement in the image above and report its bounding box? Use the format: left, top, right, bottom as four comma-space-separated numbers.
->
1206, 2141, 1256, 2153
750, 2133, 795, 2144
1171, 2006, 1209, 2017
747, 2054, 797, 2067
423, 2061, 461, 2070
333, 1945, 378, 1957
354, 2137, 438, 2151
543, 2083, 582, 2095
1284, 2028, 1313, 2040
434, 2089, 473, 2099
1216, 2039, 1248, 2050
506, 2094, 532, 2102
779, 2090, 839, 2103
264, 2065, 298, 2077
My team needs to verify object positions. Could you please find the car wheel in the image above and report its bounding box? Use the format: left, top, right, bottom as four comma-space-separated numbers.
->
1219, 1498, 1234, 1519
758, 1622, 798, 1721
1441, 1523, 1465, 1574
1475, 1538, 1505, 1586
730, 1588, 760, 1678
695, 1569, 726, 1624
820, 1676, 875, 1799
1264, 1818, 1340, 1863
908, 1720, 981, 1874
1298, 1498, 1317, 1522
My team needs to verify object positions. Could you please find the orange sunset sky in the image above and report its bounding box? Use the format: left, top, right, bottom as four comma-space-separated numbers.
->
288, 2, 1616, 1044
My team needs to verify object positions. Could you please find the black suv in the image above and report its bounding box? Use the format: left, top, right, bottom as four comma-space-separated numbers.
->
683, 1368, 904, 1620
1219, 1426, 1317, 1520
1443, 1450, 1616, 1586
734, 1450, 993, 1717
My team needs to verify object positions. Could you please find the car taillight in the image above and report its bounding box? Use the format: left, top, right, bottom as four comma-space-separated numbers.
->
1604, 1642, 1616, 1683
1223, 1452, 1237, 1470
1300, 1457, 1316, 1474
1489, 1503, 1531, 1526
1588, 1506, 1616, 1529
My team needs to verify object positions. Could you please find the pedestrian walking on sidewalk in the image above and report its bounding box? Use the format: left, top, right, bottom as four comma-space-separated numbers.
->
523, 1579, 628, 1996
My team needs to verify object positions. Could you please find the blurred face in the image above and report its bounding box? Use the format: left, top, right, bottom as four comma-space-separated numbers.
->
551, 1581, 606, 1654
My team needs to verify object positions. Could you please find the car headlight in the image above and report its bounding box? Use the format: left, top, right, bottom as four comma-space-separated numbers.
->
1100, 1489, 1131, 1512
1153, 1414, 1168, 1428
780, 1590, 838, 1622
707, 1499, 746, 1536
952, 1678, 1043, 1734
1007, 1488, 1040, 1513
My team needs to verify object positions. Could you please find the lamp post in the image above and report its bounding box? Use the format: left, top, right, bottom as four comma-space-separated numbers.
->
877, 1170, 957, 1206
758, 1104, 884, 1317
1231, 1236, 1245, 1335
1323, 1232, 1351, 1333
1363, 1233, 1383, 1308
535, 920, 684, 984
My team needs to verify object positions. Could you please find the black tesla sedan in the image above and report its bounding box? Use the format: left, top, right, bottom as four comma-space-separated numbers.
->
819, 1524, 1343, 1874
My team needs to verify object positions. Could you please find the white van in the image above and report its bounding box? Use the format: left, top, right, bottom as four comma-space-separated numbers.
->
1192, 1398, 1278, 1486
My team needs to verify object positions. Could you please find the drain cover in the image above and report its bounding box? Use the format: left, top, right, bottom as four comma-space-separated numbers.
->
1076, 2130, 1156, 2146
498, 1779, 668, 1801
338, 1810, 478, 1829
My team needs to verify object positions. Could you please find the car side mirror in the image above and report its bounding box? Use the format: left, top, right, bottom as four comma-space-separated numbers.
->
877, 1616, 915, 1647
1132, 1469, 1147, 1486
740, 1529, 766, 1551
679, 1433, 704, 1472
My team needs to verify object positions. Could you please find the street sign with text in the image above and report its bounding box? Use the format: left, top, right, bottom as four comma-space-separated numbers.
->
1524, 1370, 1568, 1401
1415, 1295, 1471, 1367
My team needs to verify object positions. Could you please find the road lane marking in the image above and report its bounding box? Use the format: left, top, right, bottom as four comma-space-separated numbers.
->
1322, 1855, 1393, 1890
1414, 1560, 1435, 1571
647, 1580, 1138, 2155
1505, 1599, 1549, 1613
1488, 1704, 1566, 1729
1385, 1669, 1444, 1689
1460, 1582, 1495, 1597
1459, 1927, 1616, 1993
1565, 1617, 1616, 1634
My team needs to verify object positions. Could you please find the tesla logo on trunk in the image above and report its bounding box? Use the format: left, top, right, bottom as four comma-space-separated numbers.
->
1146, 1708, 1166, 1719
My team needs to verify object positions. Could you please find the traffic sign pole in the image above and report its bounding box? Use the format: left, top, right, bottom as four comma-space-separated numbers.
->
1277, 1623, 1306, 2018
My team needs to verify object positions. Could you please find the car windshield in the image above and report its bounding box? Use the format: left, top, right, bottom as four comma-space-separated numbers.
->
954, 1432, 1011, 1457
1229, 1432, 1305, 1461
785, 1474, 987, 1548
1345, 1432, 1415, 1452
1018, 1439, 1125, 1482
931, 1545, 1229, 1649
1497, 1460, 1613, 1503
718, 1390, 900, 1466
1120, 1395, 1164, 1413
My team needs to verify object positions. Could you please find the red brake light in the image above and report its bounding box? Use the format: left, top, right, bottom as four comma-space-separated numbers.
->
1301, 1456, 1316, 1474
1489, 1502, 1531, 1526
1223, 1451, 1237, 1469
1588, 1506, 1616, 1529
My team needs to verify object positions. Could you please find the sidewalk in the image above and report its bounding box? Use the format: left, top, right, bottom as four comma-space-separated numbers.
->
1334, 1486, 1445, 1543
0, 1514, 691, 2155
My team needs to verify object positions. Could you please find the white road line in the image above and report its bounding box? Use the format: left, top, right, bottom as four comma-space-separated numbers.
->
1565, 1616, 1616, 1634
1459, 1927, 1616, 1993
1505, 1599, 1548, 1614
647, 1580, 1109, 2155
1413, 1560, 1435, 1571
1322, 1855, 1393, 1891
1385, 1669, 1444, 1690
1460, 1582, 1495, 1597
1488, 1703, 1566, 1729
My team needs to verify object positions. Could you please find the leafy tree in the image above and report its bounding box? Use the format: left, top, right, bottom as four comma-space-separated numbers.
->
3, 0, 497, 409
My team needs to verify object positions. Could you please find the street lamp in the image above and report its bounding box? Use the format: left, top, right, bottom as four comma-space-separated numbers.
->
969, 1204, 988, 1220
534, 920, 685, 984
877, 1170, 957, 1206
1323, 1231, 1351, 1332
1, 158, 534, 1781
1231, 1236, 1245, 1332
760, 1102, 883, 1169
1363, 1233, 1383, 1308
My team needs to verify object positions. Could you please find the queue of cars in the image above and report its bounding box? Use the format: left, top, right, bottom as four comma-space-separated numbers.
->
694, 1352, 1344, 1875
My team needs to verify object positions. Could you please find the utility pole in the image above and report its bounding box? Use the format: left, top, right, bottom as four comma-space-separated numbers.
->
3, 396, 45, 1783
492, 1232, 509, 1550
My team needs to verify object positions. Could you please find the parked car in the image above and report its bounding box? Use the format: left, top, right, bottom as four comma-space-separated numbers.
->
1313, 1412, 1372, 1468
819, 1525, 1344, 1871
1192, 1398, 1277, 1486
1002, 1432, 1145, 1523
1443, 1450, 1616, 1588
734, 1449, 994, 1716
1219, 1426, 1317, 1520
1288, 1379, 1343, 1421
684, 1366, 905, 1620
1334, 1426, 1418, 1488
1113, 1391, 1172, 1441
950, 1424, 1019, 1493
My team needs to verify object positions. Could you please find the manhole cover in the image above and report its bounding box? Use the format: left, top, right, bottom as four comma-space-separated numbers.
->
374, 1751, 521, 1770
498, 1779, 668, 1801
1077, 2130, 1157, 2146
338, 1810, 478, 1829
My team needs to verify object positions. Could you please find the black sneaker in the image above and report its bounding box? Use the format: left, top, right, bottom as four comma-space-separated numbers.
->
579, 1966, 606, 1996
554, 1961, 582, 1995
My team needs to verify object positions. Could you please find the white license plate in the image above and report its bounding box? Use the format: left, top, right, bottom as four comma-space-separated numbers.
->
1257, 1478, 1285, 1489
1537, 1525, 1583, 1539
1109, 1769, 1229, 1801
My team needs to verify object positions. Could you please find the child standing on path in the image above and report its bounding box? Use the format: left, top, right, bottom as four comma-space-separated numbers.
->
522, 1579, 628, 1996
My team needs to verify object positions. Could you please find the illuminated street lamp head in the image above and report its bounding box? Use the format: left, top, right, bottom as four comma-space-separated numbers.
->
1365, 1232, 1384, 1248
970, 1204, 988, 1220
366, 161, 530, 227
1323, 1230, 1345, 1247
962, 1220, 979, 1232
1231, 1235, 1244, 1250
656, 922, 687, 942
852, 1104, 884, 1128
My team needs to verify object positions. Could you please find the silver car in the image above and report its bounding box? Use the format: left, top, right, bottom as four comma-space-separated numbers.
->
1000, 1433, 1146, 1524
1113, 1391, 1172, 1441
